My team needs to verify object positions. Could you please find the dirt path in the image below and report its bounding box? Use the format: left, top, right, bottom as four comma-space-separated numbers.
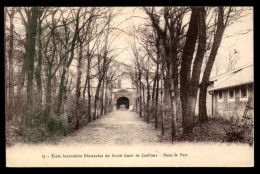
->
59, 110, 161, 145
6, 111, 254, 167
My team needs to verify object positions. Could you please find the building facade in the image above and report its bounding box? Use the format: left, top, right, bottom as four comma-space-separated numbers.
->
209, 64, 254, 119
112, 72, 136, 111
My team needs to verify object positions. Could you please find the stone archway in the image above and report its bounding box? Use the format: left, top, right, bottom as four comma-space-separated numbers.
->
116, 97, 130, 110
113, 89, 135, 111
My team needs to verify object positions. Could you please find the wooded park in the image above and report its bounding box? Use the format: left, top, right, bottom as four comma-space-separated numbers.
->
5, 7, 254, 146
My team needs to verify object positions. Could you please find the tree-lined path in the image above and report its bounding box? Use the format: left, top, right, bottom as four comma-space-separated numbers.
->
4, 7, 253, 147
59, 111, 161, 145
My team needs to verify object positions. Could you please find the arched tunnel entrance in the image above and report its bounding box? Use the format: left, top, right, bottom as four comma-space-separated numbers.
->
116, 97, 129, 110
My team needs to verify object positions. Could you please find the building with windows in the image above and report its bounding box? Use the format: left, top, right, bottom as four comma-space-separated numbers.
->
208, 64, 254, 119
112, 71, 136, 111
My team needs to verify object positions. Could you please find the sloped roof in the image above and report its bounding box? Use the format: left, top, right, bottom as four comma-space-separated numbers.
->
209, 64, 253, 91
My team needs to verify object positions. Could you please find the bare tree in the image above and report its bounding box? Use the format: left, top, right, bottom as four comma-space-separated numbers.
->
225, 49, 239, 72
198, 7, 246, 123
179, 7, 207, 135
212, 57, 222, 76
23, 7, 39, 128
7, 7, 16, 120
4, 8, 8, 117
74, 7, 102, 129
143, 7, 189, 139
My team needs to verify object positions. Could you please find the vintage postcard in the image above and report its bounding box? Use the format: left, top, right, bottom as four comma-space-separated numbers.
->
5, 6, 254, 167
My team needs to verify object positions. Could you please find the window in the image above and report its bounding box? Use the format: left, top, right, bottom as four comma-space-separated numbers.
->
218, 91, 223, 102
240, 86, 248, 101
228, 89, 235, 102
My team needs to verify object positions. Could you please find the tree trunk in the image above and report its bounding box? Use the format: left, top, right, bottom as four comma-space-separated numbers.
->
44, 65, 52, 128
170, 91, 177, 142
83, 73, 88, 102
142, 83, 145, 119
160, 76, 164, 136
179, 7, 199, 135
135, 78, 138, 113
86, 52, 92, 122
25, 7, 39, 127
160, 66, 165, 136
94, 78, 103, 120
184, 6, 207, 129
35, 19, 43, 106
104, 81, 108, 115
56, 43, 76, 116
155, 63, 159, 129
109, 84, 113, 113
146, 71, 150, 123
62, 75, 69, 114
100, 75, 105, 116
173, 63, 180, 124
4, 8, 8, 117
87, 76, 92, 122
8, 8, 15, 120
151, 72, 156, 108
180, 7, 207, 136
139, 71, 142, 117
56, 8, 80, 115
75, 41, 83, 130
199, 7, 225, 123
169, 63, 178, 142
17, 54, 27, 105
199, 85, 208, 121
154, 34, 160, 129
56, 68, 66, 115
93, 96, 98, 120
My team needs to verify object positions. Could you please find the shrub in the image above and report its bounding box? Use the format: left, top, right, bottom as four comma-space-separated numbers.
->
23, 124, 50, 143
223, 117, 254, 143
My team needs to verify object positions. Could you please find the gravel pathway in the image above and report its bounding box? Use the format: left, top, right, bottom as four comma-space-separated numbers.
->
58, 110, 161, 145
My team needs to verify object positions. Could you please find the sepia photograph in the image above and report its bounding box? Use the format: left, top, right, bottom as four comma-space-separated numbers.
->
5, 6, 254, 167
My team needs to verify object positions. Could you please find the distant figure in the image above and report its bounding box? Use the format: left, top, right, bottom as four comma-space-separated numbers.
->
125, 103, 129, 110
120, 105, 126, 111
